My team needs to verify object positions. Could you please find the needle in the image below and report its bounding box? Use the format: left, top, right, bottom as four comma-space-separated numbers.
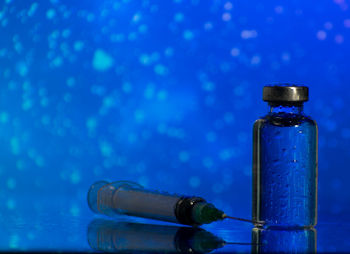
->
222, 214, 265, 226
224, 242, 262, 246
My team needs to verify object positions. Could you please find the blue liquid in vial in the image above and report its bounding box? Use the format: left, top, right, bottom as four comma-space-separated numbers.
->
253, 104, 318, 227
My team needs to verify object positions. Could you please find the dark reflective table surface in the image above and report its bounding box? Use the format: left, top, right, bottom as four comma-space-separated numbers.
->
1, 195, 349, 253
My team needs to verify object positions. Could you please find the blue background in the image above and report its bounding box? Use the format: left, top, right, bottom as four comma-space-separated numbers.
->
1, 0, 350, 251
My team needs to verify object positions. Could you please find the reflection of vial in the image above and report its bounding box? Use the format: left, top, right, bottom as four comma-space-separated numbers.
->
253, 85, 318, 227
252, 227, 317, 253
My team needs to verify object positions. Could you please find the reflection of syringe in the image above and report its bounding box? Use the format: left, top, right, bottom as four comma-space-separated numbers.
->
87, 181, 264, 227
87, 219, 228, 253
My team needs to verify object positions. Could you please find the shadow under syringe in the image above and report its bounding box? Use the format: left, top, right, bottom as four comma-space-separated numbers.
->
87, 219, 250, 253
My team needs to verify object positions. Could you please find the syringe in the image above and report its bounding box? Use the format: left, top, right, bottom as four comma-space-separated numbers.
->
88, 181, 264, 227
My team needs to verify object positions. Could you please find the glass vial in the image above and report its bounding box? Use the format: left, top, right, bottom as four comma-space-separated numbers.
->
253, 85, 318, 227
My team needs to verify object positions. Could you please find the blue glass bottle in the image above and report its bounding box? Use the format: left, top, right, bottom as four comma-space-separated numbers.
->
253, 85, 318, 228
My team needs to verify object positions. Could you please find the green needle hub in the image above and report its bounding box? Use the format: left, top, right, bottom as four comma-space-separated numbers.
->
192, 202, 225, 225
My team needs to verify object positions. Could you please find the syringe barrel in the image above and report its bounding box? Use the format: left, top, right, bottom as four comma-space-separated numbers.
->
88, 181, 190, 224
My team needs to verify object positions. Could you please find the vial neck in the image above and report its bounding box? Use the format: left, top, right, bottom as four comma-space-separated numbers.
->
268, 103, 304, 115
